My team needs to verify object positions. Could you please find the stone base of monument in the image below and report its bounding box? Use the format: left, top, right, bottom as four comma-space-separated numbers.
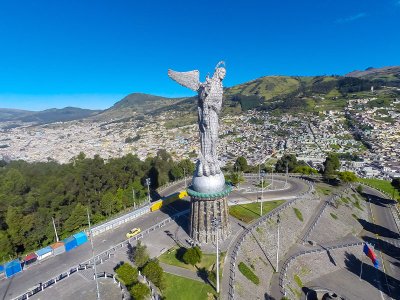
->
187, 183, 232, 244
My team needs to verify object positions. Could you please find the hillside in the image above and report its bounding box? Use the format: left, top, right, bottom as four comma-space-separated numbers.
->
345, 66, 400, 87
90, 93, 188, 122
0, 107, 101, 124
1, 66, 399, 125
0, 108, 34, 121
222, 67, 400, 113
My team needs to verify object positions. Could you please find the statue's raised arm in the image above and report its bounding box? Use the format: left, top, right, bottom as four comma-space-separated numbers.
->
168, 69, 201, 92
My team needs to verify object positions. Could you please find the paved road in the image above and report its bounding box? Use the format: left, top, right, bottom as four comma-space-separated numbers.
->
0, 175, 306, 300
361, 187, 400, 299
0, 202, 188, 300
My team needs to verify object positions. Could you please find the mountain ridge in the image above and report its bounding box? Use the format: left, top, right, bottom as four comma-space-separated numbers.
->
1, 66, 399, 124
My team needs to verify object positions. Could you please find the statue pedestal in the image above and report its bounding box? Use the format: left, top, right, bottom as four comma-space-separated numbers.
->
187, 184, 232, 244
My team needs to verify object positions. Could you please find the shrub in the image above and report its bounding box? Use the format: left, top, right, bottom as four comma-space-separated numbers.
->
130, 282, 150, 300
238, 262, 259, 285
330, 213, 338, 220
115, 262, 138, 287
182, 246, 202, 266
142, 259, 164, 289
293, 207, 303, 222
133, 241, 150, 268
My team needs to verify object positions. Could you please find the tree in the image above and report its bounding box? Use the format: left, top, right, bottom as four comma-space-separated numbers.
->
293, 165, 318, 175
391, 178, 400, 192
130, 282, 150, 300
0, 230, 13, 258
275, 154, 298, 173
226, 172, 244, 186
133, 241, 150, 268
142, 259, 164, 289
323, 153, 340, 181
182, 246, 202, 266
63, 203, 88, 234
115, 262, 138, 287
338, 171, 357, 183
391, 178, 400, 200
234, 156, 248, 172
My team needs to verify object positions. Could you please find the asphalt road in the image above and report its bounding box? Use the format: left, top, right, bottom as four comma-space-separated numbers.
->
0, 203, 187, 300
361, 186, 400, 299
0, 175, 306, 300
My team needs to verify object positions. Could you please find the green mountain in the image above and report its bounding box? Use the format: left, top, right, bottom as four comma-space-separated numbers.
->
0, 107, 101, 124
222, 66, 400, 113
0, 108, 34, 121
91, 93, 188, 122
1, 66, 399, 124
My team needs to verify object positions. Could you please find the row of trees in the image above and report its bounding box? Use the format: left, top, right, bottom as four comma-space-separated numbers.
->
0, 150, 195, 260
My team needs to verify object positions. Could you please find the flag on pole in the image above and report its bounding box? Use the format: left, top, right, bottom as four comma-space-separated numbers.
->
363, 243, 379, 268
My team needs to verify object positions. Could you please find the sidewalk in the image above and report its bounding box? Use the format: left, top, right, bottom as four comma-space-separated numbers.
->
159, 262, 204, 282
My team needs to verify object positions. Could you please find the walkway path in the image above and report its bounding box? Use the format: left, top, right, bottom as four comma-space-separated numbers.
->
159, 263, 203, 282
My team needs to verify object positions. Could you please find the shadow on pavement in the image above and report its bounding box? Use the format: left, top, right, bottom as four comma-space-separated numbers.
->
361, 192, 396, 207
264, 292, 277, 300
362, 236, 400, 260
344, 252, 399, 298
358, 218, 400, 239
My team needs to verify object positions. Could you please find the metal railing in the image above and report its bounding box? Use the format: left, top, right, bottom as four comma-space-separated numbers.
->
278, 241, 363, 297
90, 205, 150, 236
11, 209, 190, 300
227, 177, 314, 300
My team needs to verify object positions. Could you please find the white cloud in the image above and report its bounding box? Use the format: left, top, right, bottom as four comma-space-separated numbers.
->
336, 12, 367, 23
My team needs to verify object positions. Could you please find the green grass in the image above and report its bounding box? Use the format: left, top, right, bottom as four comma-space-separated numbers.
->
238, 262, 260, 285
293, 207, 304, 222
229, 200, 285, 223
330, 213, 338, 220
341, 197, 349, 204
294, 274, 303, 287
358, 178, 400, 201
159, 247, 223, 272
353, 200, 363, 211
162, 273, 216, 300
315, 185, 333, 196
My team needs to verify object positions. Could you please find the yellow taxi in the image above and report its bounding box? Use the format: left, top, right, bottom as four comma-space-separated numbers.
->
126, 227, 141, 238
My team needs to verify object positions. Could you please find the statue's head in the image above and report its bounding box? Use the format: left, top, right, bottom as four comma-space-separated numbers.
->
215, 61, 226, 80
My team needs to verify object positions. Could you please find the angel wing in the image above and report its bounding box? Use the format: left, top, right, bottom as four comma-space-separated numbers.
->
168, 69, 200, 92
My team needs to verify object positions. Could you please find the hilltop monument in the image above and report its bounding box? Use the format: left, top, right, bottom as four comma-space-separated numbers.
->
168, 61, 231, 244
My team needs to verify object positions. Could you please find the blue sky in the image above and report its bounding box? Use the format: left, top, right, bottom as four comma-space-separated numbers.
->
0, 0, 399, 110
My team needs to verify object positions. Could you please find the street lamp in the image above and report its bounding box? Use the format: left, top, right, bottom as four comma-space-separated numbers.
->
211, 217, 221, 293
87, 207, 101, 300
145, 178, 151, 205
276, 213, 280, 271
260, 170, 265, 216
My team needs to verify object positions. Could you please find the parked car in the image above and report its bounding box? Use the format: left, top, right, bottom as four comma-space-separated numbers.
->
126, 228, 141, 238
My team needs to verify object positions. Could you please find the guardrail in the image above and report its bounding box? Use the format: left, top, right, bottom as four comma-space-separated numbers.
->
227, 177, 314, 300
278, 241, 363, 297
11, 209, 190, 300
300, 192, 342, 243
91, 205, 150, 236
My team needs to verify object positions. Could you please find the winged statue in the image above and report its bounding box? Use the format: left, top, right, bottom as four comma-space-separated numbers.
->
168, 62, 226, 178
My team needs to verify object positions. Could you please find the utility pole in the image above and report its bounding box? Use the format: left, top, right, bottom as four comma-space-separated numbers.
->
132, 188, 136, 209
271, 168, 274, 190
261, 171, 265, 216
87, 207, 100, 300
212, 218, 220, 294
285, 161, 288, 185
52, 217, 59, 242
276, 214, 280, 271
146, 178, 151, 205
